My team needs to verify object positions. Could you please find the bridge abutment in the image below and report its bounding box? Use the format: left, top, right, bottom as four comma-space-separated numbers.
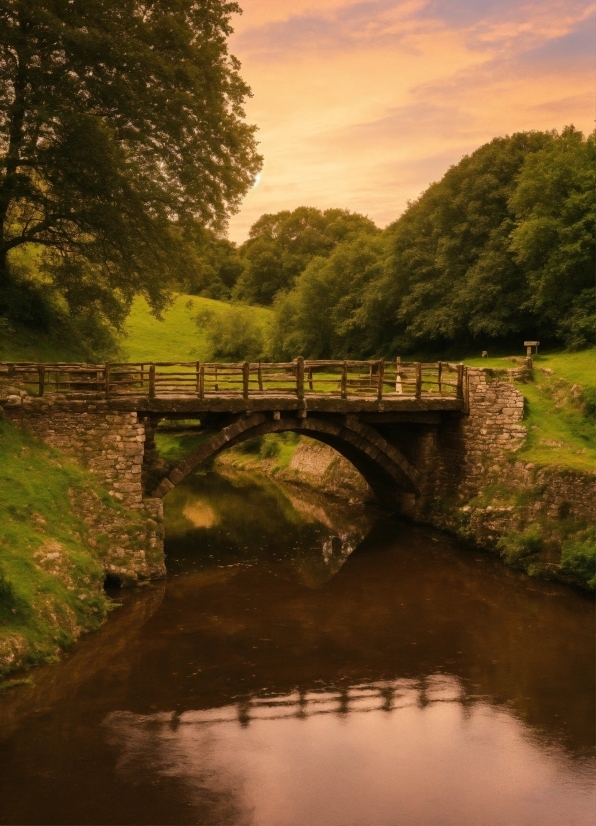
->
1, 398, 165, 585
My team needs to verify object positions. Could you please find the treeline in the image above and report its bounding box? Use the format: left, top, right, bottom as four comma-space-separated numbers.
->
194, 126, 594, 357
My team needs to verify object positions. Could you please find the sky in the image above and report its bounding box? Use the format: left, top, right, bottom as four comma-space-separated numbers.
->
226, 0, 595, 243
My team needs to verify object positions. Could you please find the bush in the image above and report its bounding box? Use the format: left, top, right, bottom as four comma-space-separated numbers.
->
497, 526, 543, 567
561, 529, 596, 590
558, 289, 596, 351
234, 437, 262, 454
259, 435, 281, 459
581, 386, 596, 419
195, 305, 266, 361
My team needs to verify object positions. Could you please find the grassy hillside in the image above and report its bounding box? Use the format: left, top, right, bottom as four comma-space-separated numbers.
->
121, 295, 271, 363
0, 294, 272, 364
0, 421, 112, 680
464, 351, 596, 472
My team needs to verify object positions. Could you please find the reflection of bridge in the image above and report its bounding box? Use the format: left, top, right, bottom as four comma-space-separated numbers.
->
108, 675, 466, 729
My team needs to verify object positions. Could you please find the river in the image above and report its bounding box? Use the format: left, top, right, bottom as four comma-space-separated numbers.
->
0, 468, 594, 825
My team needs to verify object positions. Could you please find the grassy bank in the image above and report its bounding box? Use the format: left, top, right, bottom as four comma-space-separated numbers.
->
465, 351, 596, 472
0, 420, 140, 677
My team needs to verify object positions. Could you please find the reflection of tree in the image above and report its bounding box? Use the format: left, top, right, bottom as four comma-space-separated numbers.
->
163, 468, 375, 586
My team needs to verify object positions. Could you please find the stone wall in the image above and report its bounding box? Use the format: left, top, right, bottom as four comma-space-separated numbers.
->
1, 393, 165, 584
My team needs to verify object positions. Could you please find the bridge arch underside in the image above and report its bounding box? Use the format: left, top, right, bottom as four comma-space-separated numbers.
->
152, 413, 423, 509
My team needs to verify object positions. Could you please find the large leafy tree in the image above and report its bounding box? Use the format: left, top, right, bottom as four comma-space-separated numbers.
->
509, 126, 595, 343
233, 206, 378, 305
0, 0, 261, 326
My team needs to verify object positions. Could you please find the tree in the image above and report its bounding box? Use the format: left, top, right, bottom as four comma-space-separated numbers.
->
233, 206, 378, 305
267, 128, 593, 359
0, 0, 262, 327
381, 130, 554, 348
270, 234, 389, 359
509, 126, 595, 343
179, 227, 244, 300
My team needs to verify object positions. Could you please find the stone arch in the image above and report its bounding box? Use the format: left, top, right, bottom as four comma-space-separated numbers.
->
152, 412, 422, 507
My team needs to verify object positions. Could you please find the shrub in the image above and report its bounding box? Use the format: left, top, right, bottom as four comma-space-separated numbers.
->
497, 526, 543, 567
195, 305, 266, 361
561, 529, 596, 590
259, 435, 281, 459
234, 437, 262, 454
581, 386, 596, 419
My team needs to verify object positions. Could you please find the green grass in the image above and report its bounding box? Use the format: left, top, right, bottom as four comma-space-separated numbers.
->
0, 420, 136, 675
464, 349, 595, 385
464, 350, 596, 472
121, 295, 271, 363
154, 430, 211, 463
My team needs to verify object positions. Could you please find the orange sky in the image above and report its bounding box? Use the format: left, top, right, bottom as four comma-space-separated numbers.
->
227, 0, 594, 242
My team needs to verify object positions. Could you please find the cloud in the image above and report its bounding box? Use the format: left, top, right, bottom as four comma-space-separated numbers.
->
227, 0, 595, 242
233, 0, 432, 59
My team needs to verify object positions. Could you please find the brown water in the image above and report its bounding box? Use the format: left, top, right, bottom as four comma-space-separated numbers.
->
0, 469, 594, 826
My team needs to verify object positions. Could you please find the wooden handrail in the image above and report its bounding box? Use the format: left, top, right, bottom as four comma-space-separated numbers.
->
0, 359, 466, 402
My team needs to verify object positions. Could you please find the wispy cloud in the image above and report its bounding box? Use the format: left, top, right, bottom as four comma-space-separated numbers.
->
227, 0, 595, 241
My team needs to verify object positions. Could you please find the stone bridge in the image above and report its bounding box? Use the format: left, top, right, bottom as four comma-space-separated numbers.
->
0, 359, 527, 583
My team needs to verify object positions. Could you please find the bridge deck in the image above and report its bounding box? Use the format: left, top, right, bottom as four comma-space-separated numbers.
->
1, 359, 467, 414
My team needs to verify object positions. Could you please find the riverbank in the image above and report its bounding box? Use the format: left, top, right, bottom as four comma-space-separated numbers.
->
0, 419, 165, 679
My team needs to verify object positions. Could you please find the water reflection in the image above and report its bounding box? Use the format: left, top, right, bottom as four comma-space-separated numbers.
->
0, 470, 593, 826
103, 676, 594, 826
164, 469, 375, 587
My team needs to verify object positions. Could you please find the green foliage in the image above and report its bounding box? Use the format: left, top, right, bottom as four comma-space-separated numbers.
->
266, 129, 594, 359
0, 0, 261, 330
233, 207, 379, 306
582, 386, 596, 419
196, 303, 267, 361
509, 127, 595, 337
259, 435, 282, 459
561, 529, 596, 590
179, 229, 245, 300
270, 234, 389, 359
497, 527, 543, 567
557, 289, 596, 351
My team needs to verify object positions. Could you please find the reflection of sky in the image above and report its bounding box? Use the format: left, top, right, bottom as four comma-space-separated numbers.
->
104, 675, 595, 826
227, 0, 594, 241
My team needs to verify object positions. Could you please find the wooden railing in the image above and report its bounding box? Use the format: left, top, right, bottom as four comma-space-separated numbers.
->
0, 358, 465, 401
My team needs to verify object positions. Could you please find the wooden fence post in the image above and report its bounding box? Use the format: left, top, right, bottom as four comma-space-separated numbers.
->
257, 362, 263, 391
149, 364, 155, 399
437, 361, 443, 394
199, 363, 205, 399
195, 361, 200, 395
395, 357, 402, 394
243, 361, 250, 400
457, 363, 465, 400
377, 359, 385, 400
105, 363, 110, 398
296, 356, 305, 400
415, 362, 422, 398
308, 366, 313, 391
341, 361, 348, 399
38, 365, 45, 397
